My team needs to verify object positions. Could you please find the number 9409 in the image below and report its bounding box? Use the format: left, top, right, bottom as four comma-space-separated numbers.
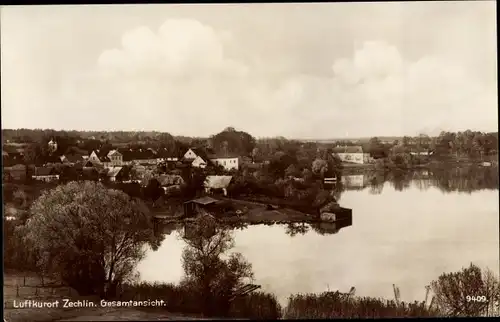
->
466, 295, 488, 302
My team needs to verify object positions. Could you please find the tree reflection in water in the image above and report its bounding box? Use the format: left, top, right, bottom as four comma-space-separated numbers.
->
285, 222, 310, 237
338, 165, 498, 196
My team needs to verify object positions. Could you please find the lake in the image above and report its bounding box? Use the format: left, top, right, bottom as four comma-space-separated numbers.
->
137, 167, 499, 306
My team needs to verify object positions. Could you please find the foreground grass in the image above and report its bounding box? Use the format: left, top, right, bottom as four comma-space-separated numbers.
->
3, 272, 447, 320
283, 292, 441, 318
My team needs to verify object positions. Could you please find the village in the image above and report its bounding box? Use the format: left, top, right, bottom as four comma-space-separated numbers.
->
2, 133, 358, 230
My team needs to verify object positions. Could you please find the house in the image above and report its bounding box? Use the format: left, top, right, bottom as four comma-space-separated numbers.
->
157, 174, 185, 193
106, 166, 123, 182
183, 148, 201, 160
107, 150, 123, 166
332, 146, 370, 164
2, 151, 24, 167
208, 153, 240, 171
32, 167, 59, 182
191, 156, 208, 168
44, 154, 64, 165
183, 196, 220, 218
120, 148, 160, 165
204, 175, 233, 196
182, 148, 210, 168
60, 154, 85, 165
4, 164, 27, 181
87, 150, 111, 167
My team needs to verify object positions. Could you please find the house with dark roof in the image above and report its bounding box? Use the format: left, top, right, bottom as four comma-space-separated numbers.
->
32, 167, 59, 182
87, 150, 112, 167
332, 146, 371, 164
120, 148, 160, 165
60, 154, 86, 165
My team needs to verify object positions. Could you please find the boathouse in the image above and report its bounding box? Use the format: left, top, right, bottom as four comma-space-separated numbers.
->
183, 196, 219, 218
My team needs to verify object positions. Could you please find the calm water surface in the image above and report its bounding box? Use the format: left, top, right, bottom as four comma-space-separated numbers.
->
137, 168, 499, 305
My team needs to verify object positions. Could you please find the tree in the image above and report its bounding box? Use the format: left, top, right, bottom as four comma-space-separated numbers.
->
285, 164, 300, 178
181, 213, 254, 317
143, 178, 164, 204
312, 159, 328, 177
430, 263, 500, 317
251, 147, 260, 163
23, 181, 162, 298
368, 137, 387, 159
212, 128, 256, 156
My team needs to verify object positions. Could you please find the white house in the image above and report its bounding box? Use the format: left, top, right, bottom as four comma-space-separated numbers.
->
88, 150, 102, 164
332, 146, 370, 164
183, 148, 199, 160
209, 154, 240, 171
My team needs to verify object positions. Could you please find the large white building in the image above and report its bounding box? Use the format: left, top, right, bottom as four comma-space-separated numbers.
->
209, 155, 239, 171
332, 146, 371, 164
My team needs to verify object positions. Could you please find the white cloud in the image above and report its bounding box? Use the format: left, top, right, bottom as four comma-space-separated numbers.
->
50, 18, 500, 138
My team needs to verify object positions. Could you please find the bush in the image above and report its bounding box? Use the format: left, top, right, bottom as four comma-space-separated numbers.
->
229, 291, 283, 319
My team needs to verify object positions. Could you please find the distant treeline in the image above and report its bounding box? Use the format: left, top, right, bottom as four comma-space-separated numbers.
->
3, 128, 498, 164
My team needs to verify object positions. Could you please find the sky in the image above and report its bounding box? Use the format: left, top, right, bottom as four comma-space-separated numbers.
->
1, 2, 497, 139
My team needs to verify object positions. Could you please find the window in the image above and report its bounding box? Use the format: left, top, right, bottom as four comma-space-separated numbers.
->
224, 161, 226, 166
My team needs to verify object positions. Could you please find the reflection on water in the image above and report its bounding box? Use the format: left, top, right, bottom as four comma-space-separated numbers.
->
341, 165, 499, 197
137, 167, 499, 306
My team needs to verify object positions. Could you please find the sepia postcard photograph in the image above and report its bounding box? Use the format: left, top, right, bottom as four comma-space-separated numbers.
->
1, 1, 499, 321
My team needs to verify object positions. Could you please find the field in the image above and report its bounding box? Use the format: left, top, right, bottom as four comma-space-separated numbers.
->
3, 271, 203, 321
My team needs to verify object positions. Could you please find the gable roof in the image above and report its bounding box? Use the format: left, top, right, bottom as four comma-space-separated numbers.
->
332, 146, 364, 154
185, 147, 209, 161
204, 175, 233, 189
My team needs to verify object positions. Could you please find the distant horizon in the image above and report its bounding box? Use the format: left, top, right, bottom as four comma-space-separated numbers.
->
2, 127, 497, 142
